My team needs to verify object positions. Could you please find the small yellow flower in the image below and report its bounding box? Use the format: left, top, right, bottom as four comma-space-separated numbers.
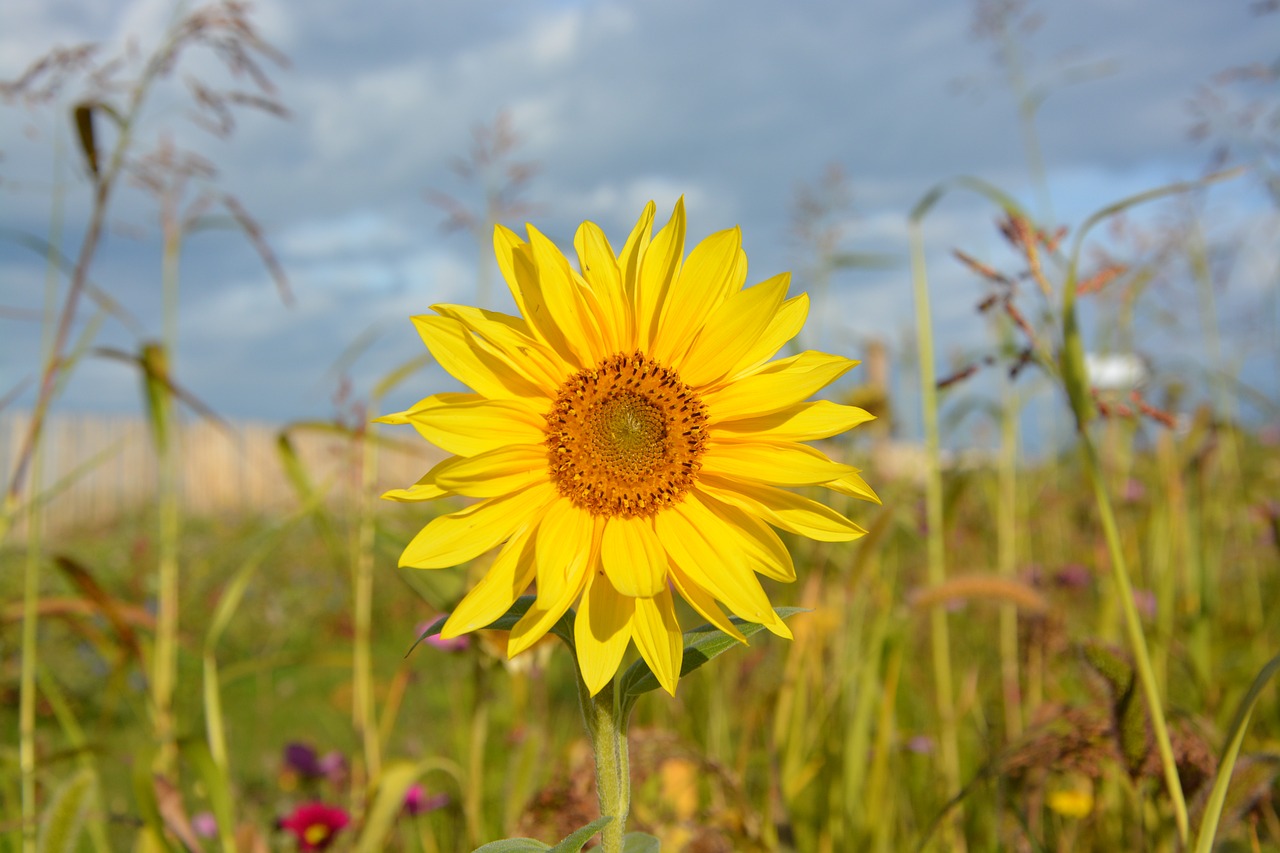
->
1047, 781, 1094, 819
382, 199, 876, 695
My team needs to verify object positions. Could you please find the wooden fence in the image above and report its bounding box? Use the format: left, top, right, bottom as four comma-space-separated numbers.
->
1, 412, 443, 538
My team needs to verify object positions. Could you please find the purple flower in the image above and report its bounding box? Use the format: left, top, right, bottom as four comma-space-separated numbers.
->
283, 743, 324, 779
416, 620, 469, 652
1053, 563, 1092, 590
403, 783, 449, 816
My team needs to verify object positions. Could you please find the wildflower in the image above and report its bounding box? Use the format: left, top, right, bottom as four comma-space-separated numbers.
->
191, 812, 218, 839
403, 783, 449, 816
283, 742, 324, 778
382, 200, 875, 695
279, 803, 349, 851
416, 619, 469, 652
1047, 781, 1094, 819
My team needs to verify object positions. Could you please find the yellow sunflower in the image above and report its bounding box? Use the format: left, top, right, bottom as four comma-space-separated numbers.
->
381, 199, 877, 696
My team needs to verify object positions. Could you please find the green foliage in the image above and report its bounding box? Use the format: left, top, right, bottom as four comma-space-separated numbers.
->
472, 817, 613, 852
36, 768, 93, 853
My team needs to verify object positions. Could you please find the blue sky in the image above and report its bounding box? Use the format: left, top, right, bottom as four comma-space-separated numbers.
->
1, 0, 1276, 447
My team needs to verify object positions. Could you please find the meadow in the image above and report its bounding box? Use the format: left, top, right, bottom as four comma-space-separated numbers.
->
3, 3, 1279, 852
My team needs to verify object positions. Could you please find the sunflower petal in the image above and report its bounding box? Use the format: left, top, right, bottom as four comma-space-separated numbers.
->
509, 512, 595, 657
726, 292, 809, 378
697, 489, 796, 582
652, 226, 743, 365
635, 198, 685, 349
399, 482, 555, 569
441, 524, 537, 637
654, 493, 784, 631
715, 400, 875, 442
574, 570, 635, 696
678, 271, 790, 386
699, 473, 867, 542
432, 445, 549, 497
600, 515, 668, 598
412, 315, 543, 400
575, 221, 629, 351
405, 395, 546, 457
701, 441, 856, 486
432, 303, 568, 393
824, 470, 882, 504
631, 588, 684, 696
381, 475, 450, 503
527, 225, 605, 365
667, 567, 747, 643
703, 350, 858, 421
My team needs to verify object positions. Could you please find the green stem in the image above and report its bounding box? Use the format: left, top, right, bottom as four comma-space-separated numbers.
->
352, 406, 380, 793
908, 220, 963, 816
1079, 431, 1189, 841
576, 676, 629, 853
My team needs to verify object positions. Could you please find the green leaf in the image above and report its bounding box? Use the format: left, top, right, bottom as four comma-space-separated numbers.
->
407, 595, 576, 658
353, 760, 423, 853
1194, 650, 1280, 853
621, 832, 662, 852
37, 768, 94, 853
619, 608, 805, 713
179, 738, 237, 853
471, 839, 552, 852
548, 817, 613, 852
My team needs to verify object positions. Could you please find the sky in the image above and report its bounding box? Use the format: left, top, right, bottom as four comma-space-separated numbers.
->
1, 0, 1277, 450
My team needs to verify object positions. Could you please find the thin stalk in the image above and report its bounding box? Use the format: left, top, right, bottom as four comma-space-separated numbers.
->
908, 220, 963, 819
151, 207, 182, 775
576, 676, 629, 853
997, 395, 1023, 742
19, 128, 69, 852
352, 409, 381, 792
1079, 433, 1189, 841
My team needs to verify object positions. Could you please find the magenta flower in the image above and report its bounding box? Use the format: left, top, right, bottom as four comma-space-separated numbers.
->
416, 620, 470, 652
279, 803, 349, 851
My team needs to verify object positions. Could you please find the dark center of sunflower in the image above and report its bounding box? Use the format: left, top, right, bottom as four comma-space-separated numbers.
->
545, 352, 708, 518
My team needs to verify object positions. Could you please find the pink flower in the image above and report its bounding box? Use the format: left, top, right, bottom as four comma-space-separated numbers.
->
279, 803, 349, 851
403, 783, 449, 816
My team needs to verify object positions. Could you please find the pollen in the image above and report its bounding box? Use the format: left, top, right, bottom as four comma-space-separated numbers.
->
545, 351, 708, 518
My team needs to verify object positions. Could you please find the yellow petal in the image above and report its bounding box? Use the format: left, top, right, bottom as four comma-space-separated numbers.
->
493, 225, 577, 364
726, 292, 809, 378
431, 445, 549, 497
715, 400, 875, 442
412, 315, 543, 400
508, 509, 596, 657
653, 493, 783, 631
380, 474, 450, 503
635, 198, 685, 350
441, 524, 537, 637
696, 489, 795, 582
398, 482, 555, 569
619, 203, 656, 351
700, 441, 856, 486
533, 499, 598, 607
651, 227, 743, 365
600, 515, 668, 598
631, 588, 683, 696
699, 473, 866, 542
667, 567, 747, 643
405, 394, 546, 457
704, 350, 857, 422
574, 569, 635, 696
527, 225, 605, 365
575, 221, 631, 350
824, 470, 882, 504
677, 271, 789, 387
431, 303, 568, 394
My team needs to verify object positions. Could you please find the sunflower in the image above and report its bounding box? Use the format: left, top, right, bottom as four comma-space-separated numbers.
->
381, 199, 877, 696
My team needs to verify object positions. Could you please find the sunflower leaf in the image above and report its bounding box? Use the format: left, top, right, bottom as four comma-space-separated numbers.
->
406, 595, 576, 658
471, 839, 552, 852
621, 832, 662, 852
619, 607, 805, 709
547, 816, 613, 852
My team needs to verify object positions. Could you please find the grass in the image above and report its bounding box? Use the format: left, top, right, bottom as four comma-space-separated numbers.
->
2, 417, 1277, 851
2, 3, 1278, 850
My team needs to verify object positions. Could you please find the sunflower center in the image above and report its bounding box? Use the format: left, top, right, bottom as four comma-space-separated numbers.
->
545, 352, 708, 518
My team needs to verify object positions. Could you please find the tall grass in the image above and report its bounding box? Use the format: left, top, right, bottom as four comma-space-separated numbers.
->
2, 4, 1279, 852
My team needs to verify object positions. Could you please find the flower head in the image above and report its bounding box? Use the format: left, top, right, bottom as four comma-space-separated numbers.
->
403, 783, 449, 816
279, 803, 349, 851
382, 199, 876, 695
